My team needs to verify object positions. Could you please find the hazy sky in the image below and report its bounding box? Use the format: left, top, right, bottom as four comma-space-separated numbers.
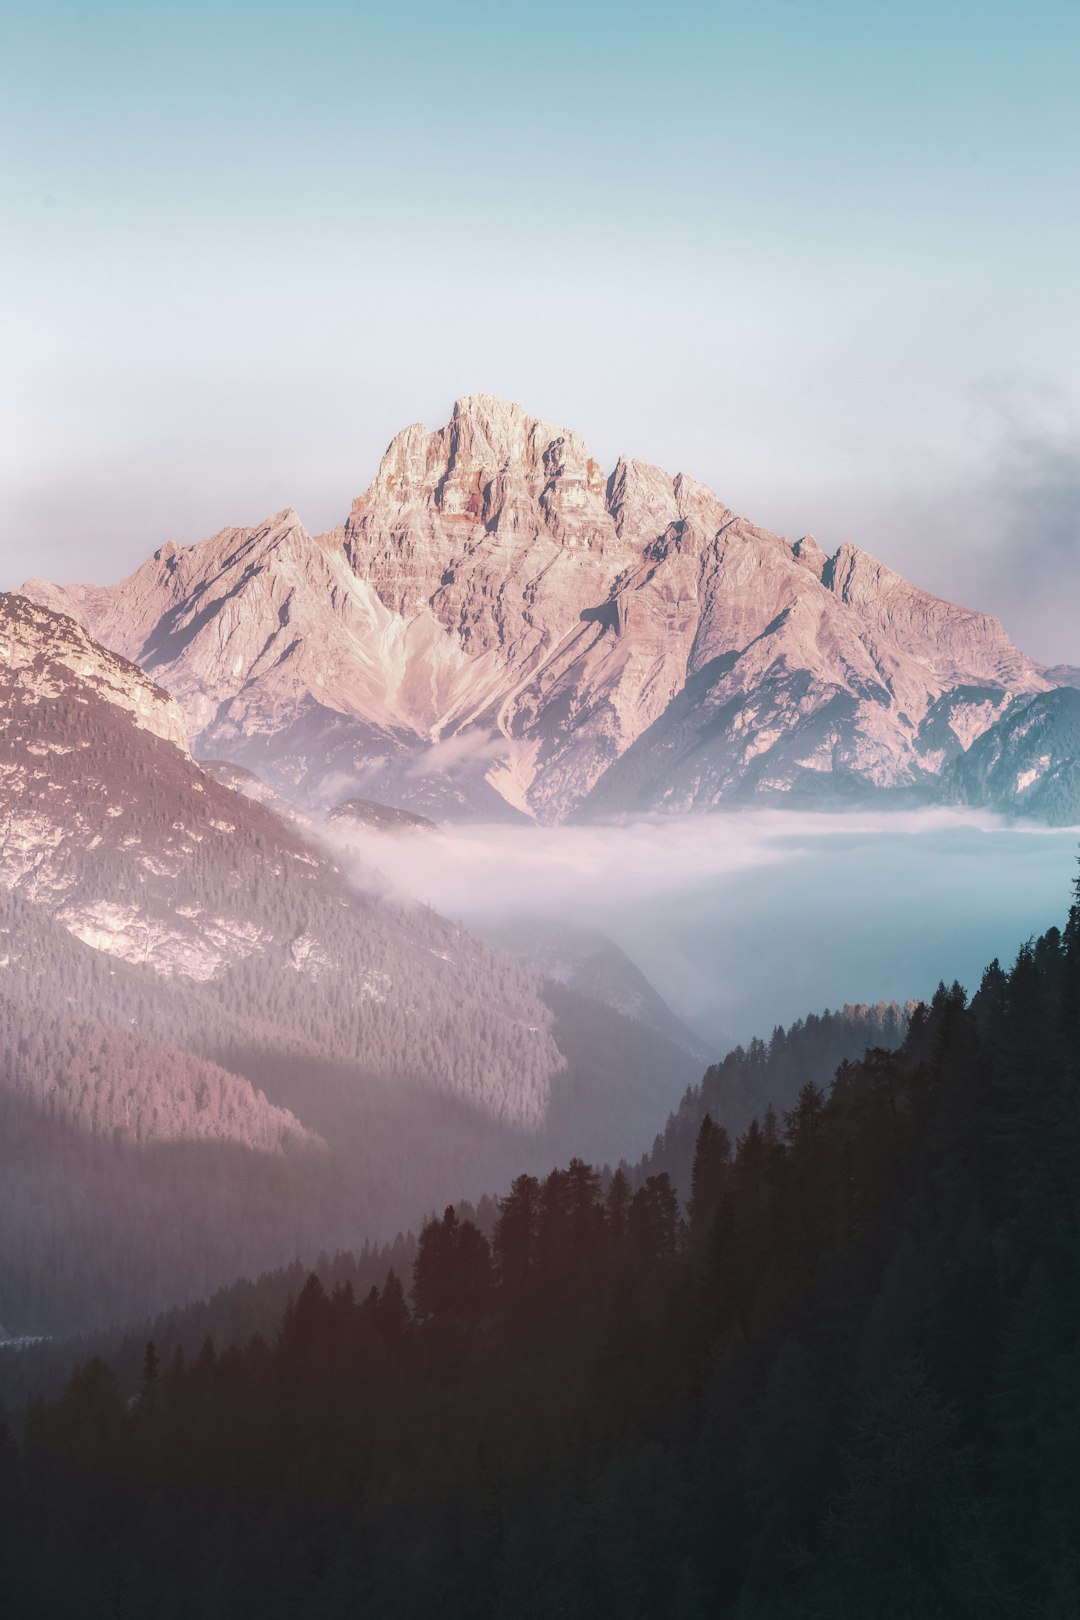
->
3, 0, 1078, 660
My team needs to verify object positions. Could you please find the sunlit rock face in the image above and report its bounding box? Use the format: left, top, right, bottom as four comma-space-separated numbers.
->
23, 394, 1052, 821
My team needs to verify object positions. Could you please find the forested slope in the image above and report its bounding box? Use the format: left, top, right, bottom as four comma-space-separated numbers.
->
5, 867, 1077, 1617
0, 594, 698, 1334
635, 1001, 911, 1193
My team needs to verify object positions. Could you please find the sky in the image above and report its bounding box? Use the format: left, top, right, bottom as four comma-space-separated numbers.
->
2, 0, 1078, 660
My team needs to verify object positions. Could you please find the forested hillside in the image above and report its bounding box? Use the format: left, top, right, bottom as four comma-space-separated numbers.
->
0, 886, 555, 1336
0, 595, 700, 1335
0, 1239, 416, 1412
636, 1001, 910, 1194
0, 880, 701, 1335
0, 992, 317, 1152
4, 868, 1077, 1617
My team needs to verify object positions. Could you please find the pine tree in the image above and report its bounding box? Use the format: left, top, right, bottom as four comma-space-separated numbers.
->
493, 1175, 541, 1298
139, 1340, 160, 1408
688, 1114, 731, 1250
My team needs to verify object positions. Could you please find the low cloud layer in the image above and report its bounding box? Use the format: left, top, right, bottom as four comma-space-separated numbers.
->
405, 729, 509, 779
329, 809, 1080, 1047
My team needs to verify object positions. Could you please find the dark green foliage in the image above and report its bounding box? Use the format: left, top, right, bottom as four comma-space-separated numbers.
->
638, 1000, 909, 1197
0, 1238, 417, 1410
412, 1207, 492, 1323
4, 871, 1080, 1616
814, 1358, 995, 1618
0, 881, 700, 1337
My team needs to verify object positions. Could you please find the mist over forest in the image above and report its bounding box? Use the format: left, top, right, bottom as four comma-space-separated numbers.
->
330, 811, 1079, 1044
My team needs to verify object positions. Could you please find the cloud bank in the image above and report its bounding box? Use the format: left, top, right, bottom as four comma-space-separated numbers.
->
328, 809, 1080, 1046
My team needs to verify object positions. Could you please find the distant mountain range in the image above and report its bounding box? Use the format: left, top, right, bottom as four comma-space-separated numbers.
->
21, 394, 1079, 823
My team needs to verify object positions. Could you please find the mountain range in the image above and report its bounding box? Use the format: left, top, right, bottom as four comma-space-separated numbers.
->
4, 394, 1076, 1332
21, 393, 1079, 824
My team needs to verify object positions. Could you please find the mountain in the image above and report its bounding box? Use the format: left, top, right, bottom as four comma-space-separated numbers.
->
480, 915, 715, 1060
327, 797, 438, 834
0, 591, 560, 1120
23, 394, 1060, 823
943, 686, 1080, 825
0, 593, 702, 1332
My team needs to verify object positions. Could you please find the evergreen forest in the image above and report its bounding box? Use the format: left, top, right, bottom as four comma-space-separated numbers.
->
1, 868, 1078, 1617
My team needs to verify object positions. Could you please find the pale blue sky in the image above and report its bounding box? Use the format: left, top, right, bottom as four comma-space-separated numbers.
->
2, 0, 1078, 658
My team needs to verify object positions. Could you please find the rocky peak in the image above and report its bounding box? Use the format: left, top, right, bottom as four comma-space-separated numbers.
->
792, 534, 828, 579
607, 456, 679, 538
673, 471, 729, 530
363, 392, 613, 541
448, 393, 564, 480
18, 395, 1062, 824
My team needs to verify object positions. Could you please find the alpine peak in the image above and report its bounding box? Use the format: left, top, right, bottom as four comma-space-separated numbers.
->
20, 397, 1058, 824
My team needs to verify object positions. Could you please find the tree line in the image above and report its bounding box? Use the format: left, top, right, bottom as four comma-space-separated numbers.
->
2, 865, 1077, 1616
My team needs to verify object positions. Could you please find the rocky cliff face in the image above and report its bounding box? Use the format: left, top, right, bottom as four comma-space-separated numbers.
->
24, 394, 1056, 821
942, 687, 1080, 825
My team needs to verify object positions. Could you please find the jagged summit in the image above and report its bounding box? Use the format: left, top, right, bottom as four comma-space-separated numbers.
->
362, 392, 613, 552
21, 396, 1057, 822
365, 394, 700, 549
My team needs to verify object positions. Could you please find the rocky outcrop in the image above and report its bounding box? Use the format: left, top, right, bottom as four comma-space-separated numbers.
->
942, 688, 1080, 826
326, 798, 438, 835
23, 395, 1056, 821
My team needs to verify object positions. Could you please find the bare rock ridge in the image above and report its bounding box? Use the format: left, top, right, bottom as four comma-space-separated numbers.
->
23, 394, 1067, 821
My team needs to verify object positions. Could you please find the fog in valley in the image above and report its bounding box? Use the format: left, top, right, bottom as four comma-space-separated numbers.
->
336, 809, 1080, 1049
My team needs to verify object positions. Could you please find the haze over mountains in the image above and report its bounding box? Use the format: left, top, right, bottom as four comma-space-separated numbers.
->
22, 394, 1079, 825
0, 590, 717, 1332
3, 395, 1077, 1336
0, 593, 559, 1127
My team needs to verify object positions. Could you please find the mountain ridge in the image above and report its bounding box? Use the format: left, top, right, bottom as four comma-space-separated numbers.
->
22, 394, 1066, 822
